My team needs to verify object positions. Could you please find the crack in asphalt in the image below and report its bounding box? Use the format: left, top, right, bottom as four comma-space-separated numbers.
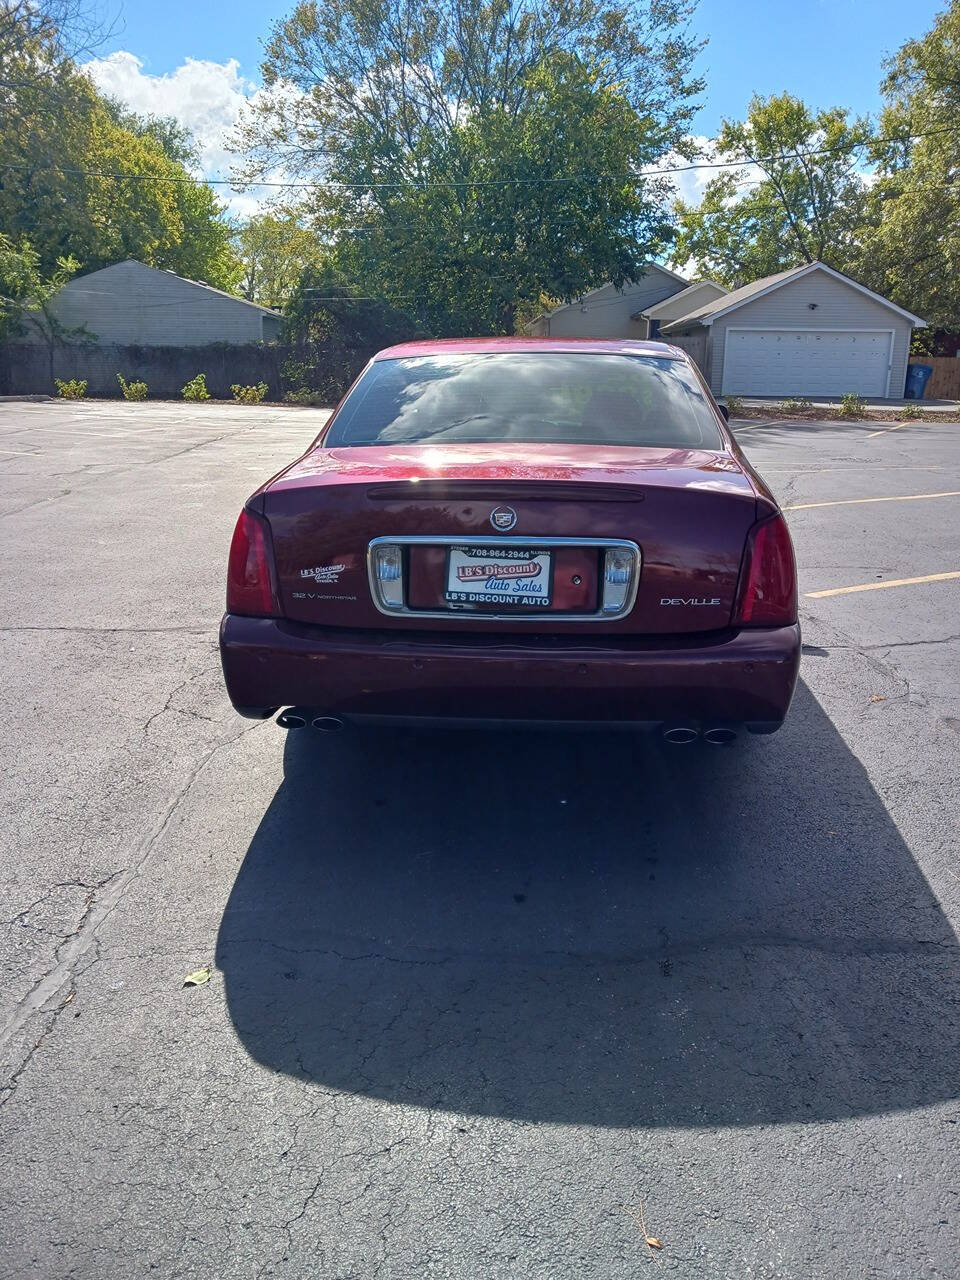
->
0, 421, 268, 522
0, 875, 119, 1107
0, 489, 73, 518
0, 724, 259, 1103
799, 607, 916, 702
142, 662, 221, 737
864, 634, 960, 652
1, 876, 122, 931
252, 1135, 414, 1276
0, 625, 211, 634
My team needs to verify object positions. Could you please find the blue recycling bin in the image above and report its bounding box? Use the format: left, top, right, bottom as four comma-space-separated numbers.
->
905, 363, 933, 399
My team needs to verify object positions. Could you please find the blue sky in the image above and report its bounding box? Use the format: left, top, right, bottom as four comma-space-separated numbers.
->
88, 0, 946, 212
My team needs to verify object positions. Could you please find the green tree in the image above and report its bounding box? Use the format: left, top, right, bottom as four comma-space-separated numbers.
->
0, 0, 114, 87
234, 0, 705, 333
0, 4, 240, 290
0, 233, 84, 382
102, 99, 200, 168
673, 94, 872, 286
235, 212, 325, 308
323, 54, 685, 333
854, 1, 960, 327
281, 264, 422, 399
0, 233, 36, 340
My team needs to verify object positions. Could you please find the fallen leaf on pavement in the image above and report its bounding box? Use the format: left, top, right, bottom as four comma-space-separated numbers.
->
870, 695, 887, 703
183, 967, 211, 987
622, 1201, 665, 1253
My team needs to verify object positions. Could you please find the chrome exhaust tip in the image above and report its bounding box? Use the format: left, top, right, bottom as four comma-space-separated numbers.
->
276, 710, 308, 729
662, 724, 700, 744
703, 726, 738, 745
311, 716, 345, 733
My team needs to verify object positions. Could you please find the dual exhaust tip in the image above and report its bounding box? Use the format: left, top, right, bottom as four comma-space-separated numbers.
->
663, 723, 737, 745
276, 710, 345, 733
275, 711, 734, 743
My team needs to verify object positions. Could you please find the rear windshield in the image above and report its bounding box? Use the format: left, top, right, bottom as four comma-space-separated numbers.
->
324, 352, 723, 450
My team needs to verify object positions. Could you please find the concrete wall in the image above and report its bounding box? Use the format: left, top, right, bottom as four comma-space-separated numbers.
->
706, 269, 914, 398
33, 260, 279, 347
530, 270, 687, 339
0, 342, 284, 398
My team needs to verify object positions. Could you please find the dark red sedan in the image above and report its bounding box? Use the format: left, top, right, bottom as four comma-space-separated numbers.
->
220, 339, 799, 742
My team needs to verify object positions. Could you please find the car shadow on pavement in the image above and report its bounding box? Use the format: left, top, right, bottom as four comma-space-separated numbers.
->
215, 682, 960, 1127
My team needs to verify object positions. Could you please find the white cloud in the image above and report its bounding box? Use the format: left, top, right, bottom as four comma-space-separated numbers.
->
650, 135, 765, 208
82, 50, 285, 216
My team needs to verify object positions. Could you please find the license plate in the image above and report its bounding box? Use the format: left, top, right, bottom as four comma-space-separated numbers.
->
444, 546, 553, 607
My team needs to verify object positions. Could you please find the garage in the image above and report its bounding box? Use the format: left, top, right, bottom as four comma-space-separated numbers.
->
660, 262, 926, 401
721, 328, 893, 397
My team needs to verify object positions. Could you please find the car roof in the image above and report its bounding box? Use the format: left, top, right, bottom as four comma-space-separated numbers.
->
373, 337, 689, 360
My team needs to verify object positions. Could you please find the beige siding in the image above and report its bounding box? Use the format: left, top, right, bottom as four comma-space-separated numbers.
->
645, 281, 726, 325
535, 270, 687, 338
41, 260, 275, 346
706, 268, 914, 398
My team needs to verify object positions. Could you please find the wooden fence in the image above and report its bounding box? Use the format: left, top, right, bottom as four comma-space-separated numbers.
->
908, 355, 960, 400
665, 330, 707, 373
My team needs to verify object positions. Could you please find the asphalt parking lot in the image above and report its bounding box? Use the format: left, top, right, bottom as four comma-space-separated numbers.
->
1, 401, 958, 1279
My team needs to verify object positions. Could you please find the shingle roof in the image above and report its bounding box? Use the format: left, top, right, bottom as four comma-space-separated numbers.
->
660, 261, 926, 330
68, 260, 281, 317
662, 265, 807, 329
632, 278, 727, 320
525, 262, 690, 329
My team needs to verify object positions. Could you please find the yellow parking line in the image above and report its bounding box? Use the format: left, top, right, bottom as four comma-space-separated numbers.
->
807, 572, 960, 599
785, 490, 960, 511
866, 418, 959, 439
866, 421, 913, 439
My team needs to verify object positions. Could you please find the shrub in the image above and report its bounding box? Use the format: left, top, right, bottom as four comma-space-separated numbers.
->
182, 372, 211, 402
838, 392, 866, 418
231, 381, 269, 404
901, 401, 925, 420
284, 387, 330, 406
116, 373, 148, 401
281, 354, 354, 404
781, 397, 813, 412
54, 378, 87, 399
723, 395, 744, 416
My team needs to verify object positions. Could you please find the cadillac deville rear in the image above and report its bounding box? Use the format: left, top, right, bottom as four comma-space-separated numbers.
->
220, 340, 800, 739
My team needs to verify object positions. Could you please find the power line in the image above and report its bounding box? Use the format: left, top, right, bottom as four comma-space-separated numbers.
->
1, 125, 959, 194
294, 175, 960, 238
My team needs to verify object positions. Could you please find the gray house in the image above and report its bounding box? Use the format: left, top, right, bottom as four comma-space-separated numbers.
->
637, 279, 728, 337
36, 259, 282, 346
660, 261, 926, 399
525, 264, 699, 339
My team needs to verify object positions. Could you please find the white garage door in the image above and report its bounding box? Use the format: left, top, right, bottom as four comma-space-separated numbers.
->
721, 329, 892, 397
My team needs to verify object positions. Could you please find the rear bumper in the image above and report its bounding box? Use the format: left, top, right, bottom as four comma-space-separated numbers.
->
220, 616, 801, 731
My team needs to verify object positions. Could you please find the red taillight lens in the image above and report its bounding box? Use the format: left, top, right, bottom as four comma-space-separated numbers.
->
734, 513, 797, 627
226, 509, 276, 616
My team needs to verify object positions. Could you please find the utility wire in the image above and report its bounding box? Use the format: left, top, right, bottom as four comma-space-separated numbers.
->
1, 125, 959, 193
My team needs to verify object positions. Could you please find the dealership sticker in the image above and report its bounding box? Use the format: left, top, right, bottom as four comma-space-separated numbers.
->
300, 563, 345, 584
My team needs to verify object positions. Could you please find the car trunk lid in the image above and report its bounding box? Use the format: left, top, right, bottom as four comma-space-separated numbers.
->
262, 443, 758, 635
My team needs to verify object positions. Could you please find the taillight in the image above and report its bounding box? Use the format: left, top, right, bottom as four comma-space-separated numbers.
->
734, 513, 797, 627
226, 508, 276, 616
